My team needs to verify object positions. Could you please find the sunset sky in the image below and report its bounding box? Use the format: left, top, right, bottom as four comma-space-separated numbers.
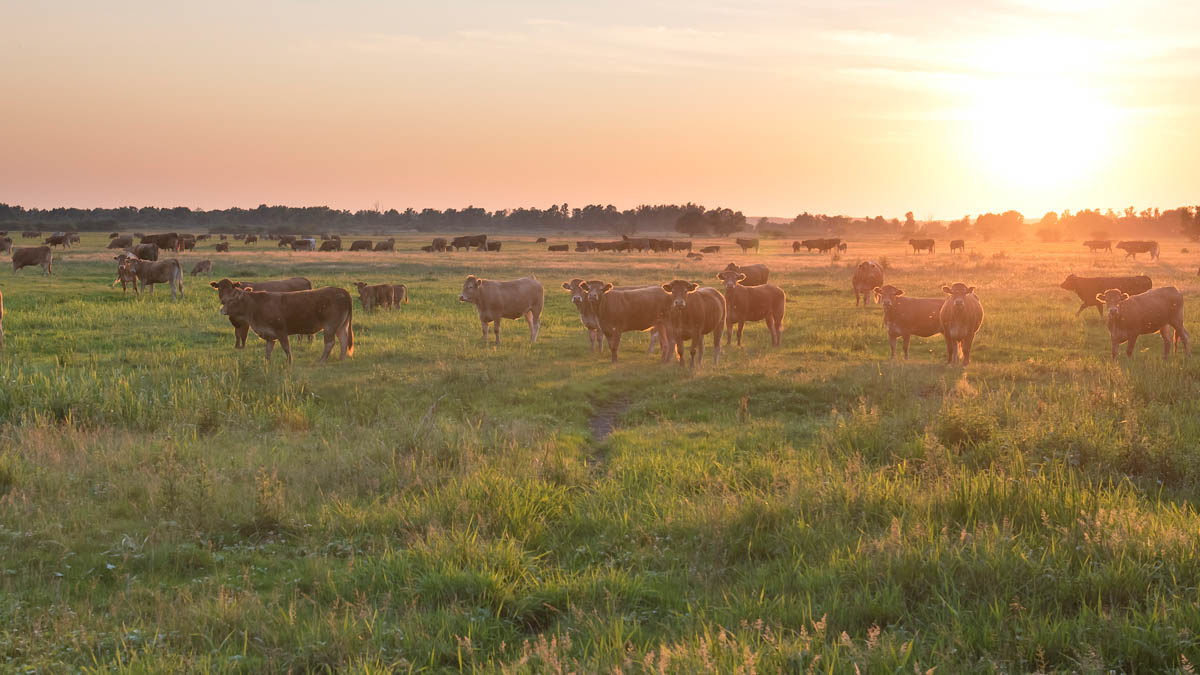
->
2, 0, 1197, 218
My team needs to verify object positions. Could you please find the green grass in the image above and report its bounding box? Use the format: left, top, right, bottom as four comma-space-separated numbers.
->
3, 234, 1200, 671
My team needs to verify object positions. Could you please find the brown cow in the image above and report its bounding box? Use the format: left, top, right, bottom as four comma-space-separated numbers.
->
349, 240, 372, 251
735, 237, 759, 253
291, 238, 317, 251
939, 283, 984, 365
43, 234, 72, 248
21, 231, 40, 239
486, 241, 502, 252
0, 237, 11, 254
458, 275, 543, 345
874, 284, 942, 359
1060, 274, 1152, 317
1116, 240, 1159, 260
950, 239, 965, 253
852, 261, 884, 307
220, 287, 354, 363
909, 238, 935, 254
277, 235, 297, 248
215, 241, 230, 252
584, 282, 671, 363
562, 278, 602, 351
1084, 239, 1112, 253
319, 239, 343, 252
716, 270, 785, 346
196, 234, 211, 241
354, 282, 395, 312
431, 237, 448, 252
374, 238, 396, 252
133, 243, 159, 261
141, 233, 181, 252
107, 235, 133, 249
792, 241, 802, 253
661, 280, 725, 367
686, 252, 704, 260
1097, 287, 1188, 360
392, 284, 408, 305
12, 246, 52, 275
721, 262, 769, 286
244, 235, 258, 244
700, 245, 720, 254
211, 278, 313, 348
191, 260, 212, 276
179, 235, 196, 251
119, 257, 184, 299
112, 253, 139, 293
548, 244, 569, 252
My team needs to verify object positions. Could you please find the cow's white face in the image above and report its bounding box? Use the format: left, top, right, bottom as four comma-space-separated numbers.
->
662, 280, 698, 310
942, 283, 976, 311
459, 276, 482, 303
561, 280, 586, 306
876, 285, 903, 308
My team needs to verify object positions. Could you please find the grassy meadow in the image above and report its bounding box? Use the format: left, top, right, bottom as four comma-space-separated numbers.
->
3, 232, 1200, 672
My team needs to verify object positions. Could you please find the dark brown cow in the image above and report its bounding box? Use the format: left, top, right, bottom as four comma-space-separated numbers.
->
575, 240, 596, 252
43, 234, 71, 248
799, 239, 821, 252
852, 261, 884, 306
621, 235, 649, 252
180, 236, 196, 251
486, 241, 502, 252
458, 275, 543, 345
234, 234, 246, 241
535, 237, 547, 243
0, 237, 11, 254
219, 234, 227, 240
119, 257, 184, 299
107, 235, 133, 249
950, 239, 965, 253
220, 287, 354, 363
141, 233, 181, 252
661, 280, 725, 367
373, 238, 395, 252
420, 245, 435, 252
815, 238, 841, 253
12, 246, 52, 275
349, 240, 372, 251
716, 270, 785, 346
215, 241, 230, 252
21, 231, 40, 239
909, 238, 935, 254
353, 282, 395, 312
585, 282, 671, 362
939, 283, 984, 365
700, 245, 720, 254
686, 252, 704, 260
133, 243, 159, 261
721, 262, 769, 286
244, 235, 258, 245
1060, 274, 1152, 317
1116, 240, 1159, 260
792, 241, 802, 253
291, 239, 317, 251
735, 237, 759, 253
210, 278, 313, 348
277, 235, 297, 248
196, 234, 211, 241
672, 240, 693, 253
190, 260, 212, 276
451, 234, 488, 251
1084, 239, 1112, 253
109, 232, 120, 238
319, 239, 343, 252
874, 284, 942, 359
548, 244, 569, 252
1097, 287, 1188, 360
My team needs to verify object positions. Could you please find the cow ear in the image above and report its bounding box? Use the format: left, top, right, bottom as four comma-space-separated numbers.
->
715, 273, 723, 280
602, 283, 613, 293
661, 284, 673, 293
687, 282, 698, 292
1095, 293, 1106, 303
209, 281, 218, 289
894, 288, 904, 296
1120, 292, 1129, 301
561, 282, 571, 290
942, 286, 952, 294
968, 286, 976, 294
737, 273, 746, 282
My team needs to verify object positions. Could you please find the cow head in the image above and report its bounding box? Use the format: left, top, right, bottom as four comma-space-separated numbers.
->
662, 279, 699, 310
209, 278, 239, 303
1059, 274, 1078, 291
1096, 288, 1129, 320
874, 284, 903, 307
715, 269, 746, 290
561, 279, 586, 306
580, 280, 612, 306
942, 283, 976, 311
219, 288, 251, 316
459, 275, 484, 303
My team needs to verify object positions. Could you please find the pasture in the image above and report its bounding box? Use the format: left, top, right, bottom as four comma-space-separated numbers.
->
3, 233, 1200, 672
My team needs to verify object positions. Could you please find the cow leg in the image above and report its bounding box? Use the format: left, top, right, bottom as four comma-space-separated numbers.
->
236, 323, 248, 349
1160, 328, 1172, 359
278, 335, 293, 364
1175, 321, 1190, 354
265, 339, 275, 361
525, 310, 539, 343
1125, 335, 1138, 358
647, 329, 658, 354
902, 334, 912, 359
480, 318, 489, 342
712, 327, 721, 365
692, 336, 701, 368
961, 334, 975, 366
493, 321, 500, 346
608, 331, 621, 363
320, 331, 337, 362
944, 336, 956, 364
675, 336, 686, 366
737, 322, 745, 346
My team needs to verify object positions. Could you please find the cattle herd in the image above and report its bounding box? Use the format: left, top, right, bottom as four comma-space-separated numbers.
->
0, 231, 1191, 366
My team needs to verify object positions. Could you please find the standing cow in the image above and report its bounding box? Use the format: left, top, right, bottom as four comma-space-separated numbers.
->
458, 275, 543, 345
1060, 274, 1152, 317
716, 269, 785, 346
584, 282, 670, 362
353, 282, 394, 312
852, 261, 884, 307
721, 262, 769, 286
12, 246, 52, 275
909, 238, 935, 254
875, 284, 942, 360
118, 257, 184, 299
210, 277, 313, 349
939, 283, 984, 365
661, 280, 725, 367
220, 287, 354, 363
1097, 287, 1188, 360
735, 237, 760, 253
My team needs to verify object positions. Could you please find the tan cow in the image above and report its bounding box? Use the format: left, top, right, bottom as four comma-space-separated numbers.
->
392, 284, 409, 305
112, 253, 139, 293
354, 282, 395, 312
721, 262, 769, 286
119, 257, 184, 299
581, 280, 663, 356
210, 277, 313, 348
190, 260, 212, 276
220, 287, 354, 363
716, 269, 784, 346
12, 246, 52, 275
562, 278, 601, 350
107, 235, 133, 249
874, 284, 942, 359
1097, 286, 1188, 360
661, 280, 725, 367
939, 283, 984, 365
584, 282, 670, 363
852, 261, 884, 307
458, 275, 544, 345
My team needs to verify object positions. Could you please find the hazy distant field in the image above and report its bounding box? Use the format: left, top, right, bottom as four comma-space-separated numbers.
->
3, 232, 1200, 672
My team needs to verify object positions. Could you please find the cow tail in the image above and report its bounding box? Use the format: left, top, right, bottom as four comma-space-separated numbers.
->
345, 307, 355, 356
401, 286, 408, 304
174, 259, 183, 291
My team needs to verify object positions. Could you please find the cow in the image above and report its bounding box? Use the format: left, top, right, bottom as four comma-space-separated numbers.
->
109, 232, 120, 239
451, 234, 488, 251
672, 241, 693, 253
112, 253, 139, 293
792, 241, 802, 253
686, 252, 704, 260
291, 238, 317, 251
244, 235, 258, 245
486, 241, 502, 252
431, 238, 448, 252
180, 236, 196, 251
43, 234, 71, 248
234, 234, 246, 241
852, 261, 884, 307
353, 282, 395, 312
420, 245, 435, 252
575, 241, 596, 252
721, 262, 769, 286
950, 240, 965, 253
735, 237, 759, 253
349, 240, 372, 251
132, 243, 159, 261
939, 283, 984, 365
1084, 239, 1113, 253
0, 237, 11, 254
584, 282, 671, 363
1059, 274, 1152, 317
215, 242, 230, 252
548, 244, 569, 252
219, 234, 227, 240
196, 234, 211, 241
141, 233, 181, 252
458, 275, 543, 345
909, 238, 935, 254
874, 284, 943, 360
1097, 286, 1189, 360
21, 231, 40, 239
392, 284, 408, 305
373, 238, 395, 252
595, 242, 616, 252
562, 278, 603, 352
210, 277, 313, 348
816, 238, 842, 254
716, 269, 785, 346
319, 239, 343, 252
190, 260, 212, 276
118, 257, 184, 299
1116, 240, 1159, 260
277, 235, 297, 248
12, 246, 52, 275
660, 280, 725, 367
800, 239, 821, 252
535, 237, 547, 243
622, 235, 650, 252
219, 287, 354, 363
700, 245, 720, 254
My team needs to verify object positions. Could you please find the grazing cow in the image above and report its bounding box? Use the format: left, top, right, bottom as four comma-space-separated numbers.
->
210, 277, 313, 348
132, 243, 159, 261
815, 238, 841, 254
109, 232, 120, 239
575, 241, 596, 252
451, 234, 488, 251
244, 235, 258, 245
141, 233, 181, 252
458, 275, 543, 345
219, 234, 227, 240
392, 284, 408, 305
1117, 240, 1159, 260
735, 237, 759, 253
234, 234, 246, 240
584, 282, 671, 362
595, 242, 616, 252
800, 239, 821, 252
22, 231, 40, 239
716, 269, 785, 346
548, 244, 569, 252
432, 238, 448, 252
535, 237, 547, 243
721, 262, 769, 286
319, 239, 343, 252
562, 278, 603, 351
950, 240, 965, 253
118, 257, 184, 299
1084, 239, 1112, 253
672, 241, 693, 253
486, 241, 502, 252
215, 241, 230, 252
939, 283, 984, 365
1097, 286, 1188, 360
277, 235, 297, 248
1060, 274, 1152, 317
12, 246, 52, 275
190, 260, 212, 276
622, 235, 650, 252
291, 238, 317, 251
0, 237, 11, 254
661, 280, 725, 367
851, 261, 884, 306
180, 236, 196, 251
196, 234, 211, 241
874, 284, 943, 359
700, 245, 720, 254
220, 287, 354, 363
373, 238, 395, 252
43, 234, 71, 248
909, 238, 935, 254
353, 282, 395, 312
349, 240, 372, 251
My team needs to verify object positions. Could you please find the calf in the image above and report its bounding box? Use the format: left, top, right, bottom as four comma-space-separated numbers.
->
562, 278, 602, 351
190, 260, 212, 276
392, 284, 408, 305
851, 261, 884, 307
716, 269, 785, 346
700, 245, 720, 254
1060, 274, 1152, 317
1117, 240, 1159, 260
458, 275, 543, 345
486, 241, 502, 252
431, 238, 448, 252
210, 277, 313, 348
215, 241, 230, 252
220, 287, 354, 363
1097, 287, 1188, 360
112, 253, 139, 293
735, 237, 759, 253
721, 262, 769, 286
939, 283, 984, 365
661, 280, 725, 367
349, 240, 372, 251
950, 239, 965, 253
107, 235, 133, 249
792, 241, 801, 253
548, 244, 569, 252
119, 257, 184, 299
354, 282, 395, 312
1084, 239, 1112, 253
909, 238, 935, 254
874, 284, 942, 359
585, 282, 671, 362
12, 246, 52, 275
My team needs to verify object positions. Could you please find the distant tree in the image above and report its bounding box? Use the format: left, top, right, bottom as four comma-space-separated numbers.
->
675, 207, 709, 236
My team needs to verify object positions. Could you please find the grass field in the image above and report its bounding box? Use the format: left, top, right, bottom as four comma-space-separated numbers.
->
3, 232, 1200, 672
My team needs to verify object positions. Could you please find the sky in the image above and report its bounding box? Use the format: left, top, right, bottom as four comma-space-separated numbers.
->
2, 0, 1198, 219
